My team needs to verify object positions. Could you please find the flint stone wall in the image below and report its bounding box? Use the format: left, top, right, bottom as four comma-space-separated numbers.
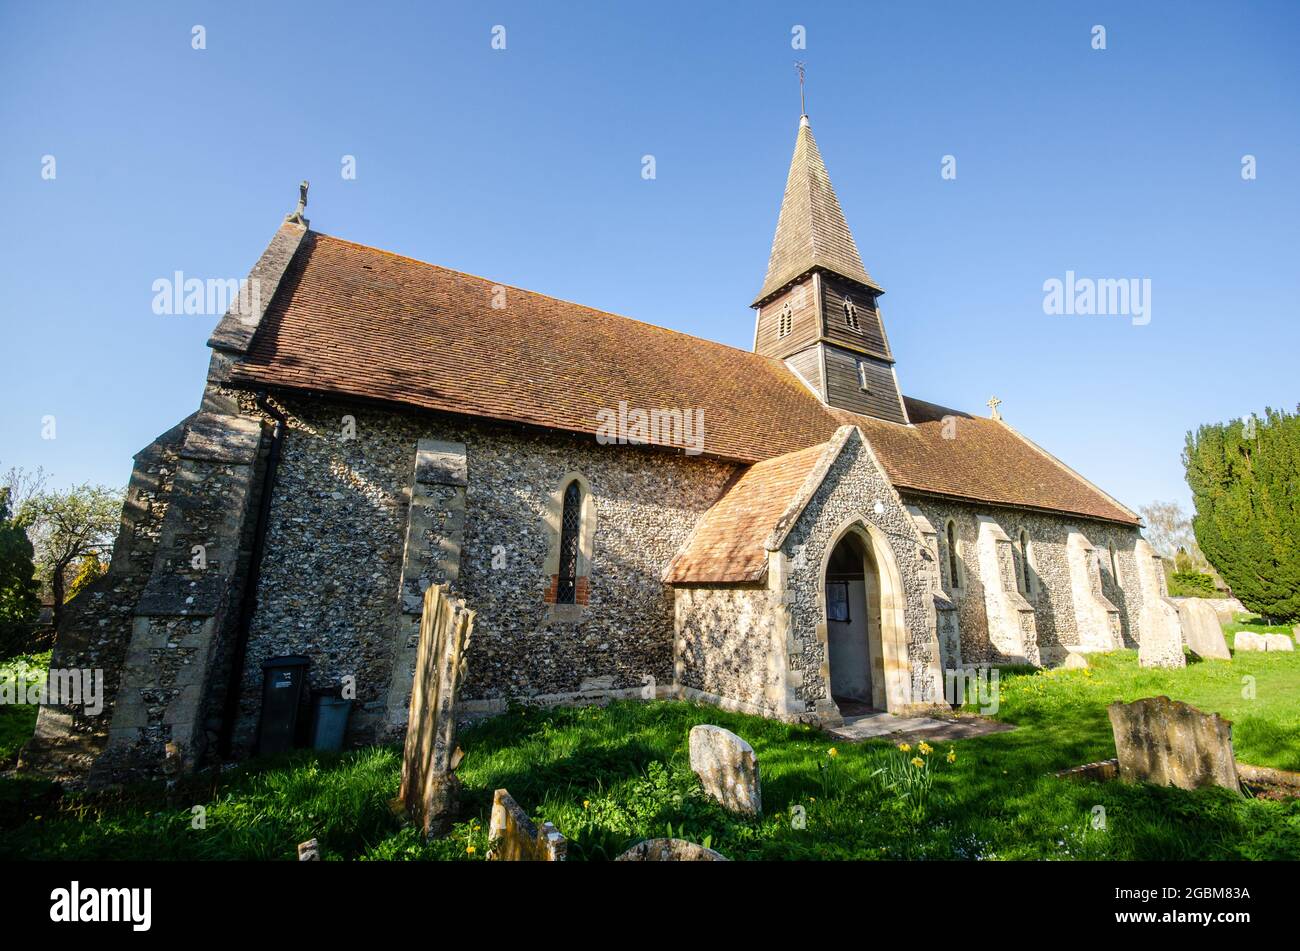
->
673, 584, 781, 717
781, 434, 939, 711
235, 392, 735, 749
904, 500, 1143, 667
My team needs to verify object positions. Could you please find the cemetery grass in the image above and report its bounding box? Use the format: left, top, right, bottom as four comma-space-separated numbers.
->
0, 646, 1297, 860
0, 653, 46, 767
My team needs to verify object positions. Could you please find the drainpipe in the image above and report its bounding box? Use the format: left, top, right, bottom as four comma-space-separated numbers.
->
217, 392, 287, 758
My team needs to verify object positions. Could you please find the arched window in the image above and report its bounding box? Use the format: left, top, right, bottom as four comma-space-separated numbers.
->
843, 295, 860, 331
1018, 530, 1033, 595
945, 519, 960, 589
556, 480, 582, 604
778, 303, 793, 338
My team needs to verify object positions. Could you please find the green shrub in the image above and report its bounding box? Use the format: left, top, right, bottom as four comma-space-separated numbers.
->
1169, 571, 1217, 598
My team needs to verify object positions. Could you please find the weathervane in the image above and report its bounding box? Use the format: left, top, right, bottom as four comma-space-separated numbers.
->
795, 60, 807, 115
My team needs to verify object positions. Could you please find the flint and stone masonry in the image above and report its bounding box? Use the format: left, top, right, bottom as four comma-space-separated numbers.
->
24, 113, 1176, 782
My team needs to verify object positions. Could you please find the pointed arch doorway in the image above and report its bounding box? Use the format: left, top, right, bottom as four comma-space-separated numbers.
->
820, 520, 912, 716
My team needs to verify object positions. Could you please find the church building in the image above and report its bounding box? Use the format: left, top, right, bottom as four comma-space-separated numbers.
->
26, 110, 1184, 781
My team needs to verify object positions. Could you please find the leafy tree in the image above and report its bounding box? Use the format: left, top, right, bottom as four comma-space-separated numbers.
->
66, 555, 109, 602
0, 488, 41, 658
1138, 500, 1195, 559
1184, 407, 1300, 621
19, 484, 122, 632
1, 464, 48, 514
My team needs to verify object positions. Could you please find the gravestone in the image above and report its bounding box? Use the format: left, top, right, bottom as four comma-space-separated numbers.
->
487, 789, 567, 861
1107, 696, 1239, 793
615, 838, 728, 861
399, 583, 475, 838
297, 838, 320, 861
1265, 633, 1294, 652
1062, 652, 1088, 670
1175, 599, 1231, 660
689, 724, 761, 815
1234, 631, 1266, 653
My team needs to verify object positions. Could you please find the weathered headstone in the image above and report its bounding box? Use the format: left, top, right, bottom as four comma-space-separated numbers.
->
1265, 633, 1294, 652
1107, 696, 1240, 793
399, 583, 475, 838
1062, 652, 1088, 670
487, 789, 567, 861
1134, 540, 1186, 668
689, 724, 761, 815
297, 838, 320, 861
1174, 599, 1231, 660
615, 838, 728, 861
1234, 631, 1267, 653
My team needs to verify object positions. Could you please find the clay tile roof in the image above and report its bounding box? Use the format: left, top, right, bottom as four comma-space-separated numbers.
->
230, 233, 841, 465
752, 117, 882, 306
664, 440, 832, 584
226, 230, 1138, 529
836, 398, 1138, 525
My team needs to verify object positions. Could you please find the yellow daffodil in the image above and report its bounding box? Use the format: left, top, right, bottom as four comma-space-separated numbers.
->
918, 741, 933, 755
827, 747, 839, 758
946, 748, 957, 764
583, 800, 590, 809
911, 757, 925, 768
898, 742, 911, 752
466, 845, 476, 855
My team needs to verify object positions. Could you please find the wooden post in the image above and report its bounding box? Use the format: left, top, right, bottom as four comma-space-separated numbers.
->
399, 584, 475, 837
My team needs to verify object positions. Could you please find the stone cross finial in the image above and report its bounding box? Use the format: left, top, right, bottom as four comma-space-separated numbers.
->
285, 180, 310, 226
987, 396, 1003, 420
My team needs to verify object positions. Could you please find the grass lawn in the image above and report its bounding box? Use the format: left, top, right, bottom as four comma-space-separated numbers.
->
0, 626, 1297, 861
0, 653, 47, 767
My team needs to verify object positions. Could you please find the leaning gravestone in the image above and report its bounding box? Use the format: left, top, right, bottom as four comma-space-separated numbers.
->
615, 838, 728, 861
1107, 696, 1240, 793
1233, 631, 1266, 653
689, 724, 761, 815
1175, 599, 1231, 660
486, 789, 567, 861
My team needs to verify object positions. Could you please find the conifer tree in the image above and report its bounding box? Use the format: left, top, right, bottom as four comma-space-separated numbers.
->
1184, 406, 1300, 621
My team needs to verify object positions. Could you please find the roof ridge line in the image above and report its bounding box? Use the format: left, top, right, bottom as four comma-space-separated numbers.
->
312, 231, 798, 365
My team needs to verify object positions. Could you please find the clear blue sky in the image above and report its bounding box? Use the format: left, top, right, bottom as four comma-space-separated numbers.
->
2, 1, 1297, 515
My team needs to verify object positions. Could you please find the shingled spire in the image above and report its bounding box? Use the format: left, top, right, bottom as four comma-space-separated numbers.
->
751, 112, 908, 426
752, 115, 881, 307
